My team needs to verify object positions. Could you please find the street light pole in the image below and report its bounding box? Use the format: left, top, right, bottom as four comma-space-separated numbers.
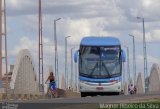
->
137, 17, 148, 93
65, 36, 71, 89
124, 46, 130, 95
54, 18, 61, 88
129, 34, 136, 85
122, 58, 125, 90
126, 46, 130, 84
124, 46, 130, 85
71, 47, 75, 90
75, 59, 78, 92
0, 0, 2, 81
74, 57, 76, 91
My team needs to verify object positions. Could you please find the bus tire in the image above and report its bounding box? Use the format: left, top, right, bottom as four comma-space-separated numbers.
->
116, 92, 121, 95
81, 92, 86, 97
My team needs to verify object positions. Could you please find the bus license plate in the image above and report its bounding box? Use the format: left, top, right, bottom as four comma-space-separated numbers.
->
96, 87, 103, 90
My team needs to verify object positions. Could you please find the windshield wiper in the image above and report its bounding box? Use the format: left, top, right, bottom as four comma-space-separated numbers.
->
102, 62, 111, 77
89, 62, 98, 76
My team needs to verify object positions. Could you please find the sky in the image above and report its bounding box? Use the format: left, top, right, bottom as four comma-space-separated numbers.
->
3, 0, 160, 86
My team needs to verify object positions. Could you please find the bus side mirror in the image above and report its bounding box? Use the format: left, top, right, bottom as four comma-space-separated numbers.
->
74, 50, 79, 63
121, 50, 126, 62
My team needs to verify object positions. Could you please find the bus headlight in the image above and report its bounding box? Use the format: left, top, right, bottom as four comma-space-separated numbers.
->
79, 80, 87, 89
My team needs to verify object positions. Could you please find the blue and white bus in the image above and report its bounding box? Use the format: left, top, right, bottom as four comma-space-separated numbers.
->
74, 36, 126, 97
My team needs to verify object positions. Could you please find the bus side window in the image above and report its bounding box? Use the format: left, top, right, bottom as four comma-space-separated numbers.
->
121, 50, 126, 62
119, 50, 121, 61
74, 50, 79, 63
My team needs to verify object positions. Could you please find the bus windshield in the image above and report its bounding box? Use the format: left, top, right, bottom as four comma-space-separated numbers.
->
79, 46, 121, 78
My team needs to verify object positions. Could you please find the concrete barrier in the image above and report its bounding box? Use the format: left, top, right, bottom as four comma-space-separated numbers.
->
30, 94, 35, 100
65, 90, 80, 98
12, 94, 18, 100
148, 64, 160, 93
17, 94, 22, 100
57, 88, 65, 97
0, 94, 9, 101
39, 94, 45, 99
0, 89, 79, 101
0, 93, 48, 101
0, 94, 3, 101
7, 94, 14, 100
2, 94, 6, 100
23, 94, 28, 100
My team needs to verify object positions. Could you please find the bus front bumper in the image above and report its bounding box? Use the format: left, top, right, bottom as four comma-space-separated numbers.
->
79, 81, 121, 93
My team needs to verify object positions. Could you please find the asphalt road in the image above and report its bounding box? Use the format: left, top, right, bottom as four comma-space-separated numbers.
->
1, 93, 160, 109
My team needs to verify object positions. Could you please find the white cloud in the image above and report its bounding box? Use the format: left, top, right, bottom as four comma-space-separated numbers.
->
11, 36, 37, 56
136, 54, 160, 65
147, 55, 160, 64
9, 0, 18, 6
135, 29, 160, 42
59, 18, 119, 46
150, 29, 160, 41
66, 19, 91, 45
143, 0, 152, 7
131, 30, 143, 42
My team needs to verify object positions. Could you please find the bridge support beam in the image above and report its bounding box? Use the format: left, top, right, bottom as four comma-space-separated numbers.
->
148, 64, 160, 93
124, 82, 128, 95
136, 72, 145, 94
0, 0, 2, 80
10, 49, 39, 94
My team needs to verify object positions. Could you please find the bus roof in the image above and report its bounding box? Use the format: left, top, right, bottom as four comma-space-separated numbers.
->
80, 36, 121, 46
